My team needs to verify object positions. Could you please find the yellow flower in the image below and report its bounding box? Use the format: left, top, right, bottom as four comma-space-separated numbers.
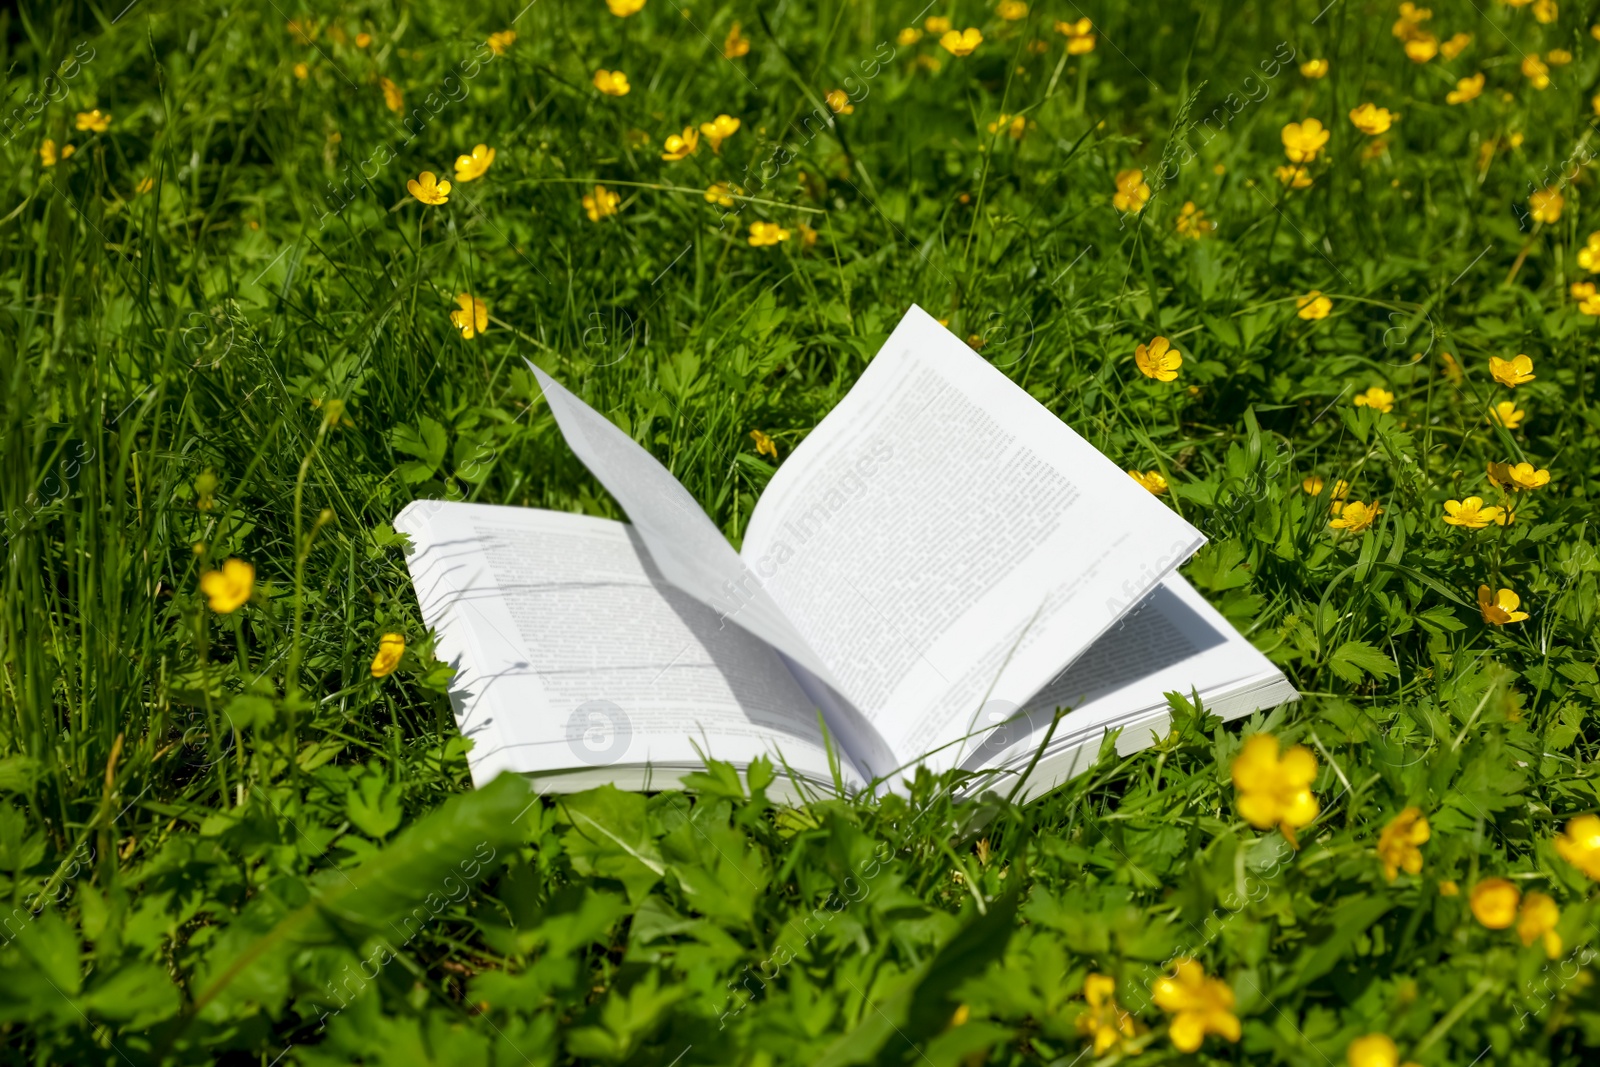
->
1134, 335, 1182, 382
134, 176, 154, 196
1478, 585, 1529, 625
1443, 497, 1505, 529
1175, 201, 1215, 238
748, 221, 791, 247
825, 89, 856, 115
583, 183, 621, 221
1487, 461, 1550, 491
75, 109, 111, 132
998, 0, 1028, 19
1522, 54, 1550, 90
1392, 2, 1432, 38
1353, 386, 1394, 413
1275, 164, 1313, 189
705, 182, 736, 207
1547, 48, 1573, 66
1576, 232, 1600, 271
1128, 469, 1169, 495
1470, 877, 1520, 929
1377, 808, 1430, 880
1077, 973, 1140, 1054
1347, 1033, 1416, 1067
607, 0, 646, 15
1231, 733, 1319, 844
1517, 892, 1562, 957
724, 21, 751, 57
453, 144, 495, 183
1055, 17, 1096, 54
1440, 351, 1463, 383
1330, 500, 1382, 532
1439, 880, 1460, 896
355, 32, 373, 48
380, 77, 404, 112
593, 69, 631, 96
798, 221, 818, 247
700, 114, 741, 151
1439, 32, 1472, 58
450, 293, 489, 339
1281, 118, 1330, 163
1553, 815, 1600, 880
487, 29, 517, 55
293, 61, 310, 79
1403, 33, 1438, 62
661, 126, 700, 161
40, 139, 73, 166
1349, 102, 1394, 135
200, 559, 255, 614
749, 429, 779, 460
1523, 187, 1561, 223
1297, 291, 1332, 319
1300, 58, 1330, 78
1489, 354, 1535, 386
1446, 73, 1484, 105
1113, 168, 1150, 213
370, 633, 405, 678
1533, 0, 1559, 23
940, 28, 983, 56
1489, 400, 1525, 429
988, 113, 1027, 140
1151, 959, 1240, 1053
925, 15, 952, 34
897, 27, 924, 46
1301, 475, 1326, 496
407, 171, 450, 205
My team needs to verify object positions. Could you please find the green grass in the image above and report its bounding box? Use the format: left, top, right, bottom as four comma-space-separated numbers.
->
3, 0, 1600, 1063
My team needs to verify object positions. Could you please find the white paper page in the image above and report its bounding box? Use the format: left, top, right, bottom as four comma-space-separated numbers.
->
526, 364, 836, 687
739, 305, 1205, 772
394, 501, 857, 790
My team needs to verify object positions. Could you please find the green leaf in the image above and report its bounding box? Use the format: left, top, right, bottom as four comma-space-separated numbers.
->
559, 786, 665, 903
1327, 640, 1400, 684
346, 768, 403, 839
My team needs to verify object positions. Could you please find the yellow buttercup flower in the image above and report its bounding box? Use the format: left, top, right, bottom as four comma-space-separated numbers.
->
1349, 102, 1394, 135
1487, 461, 1550, 491
200, 559, 255, 614
925, 15, 952, 34
1134, 336, 1181, 382
749, 221, 791, 246
798, 222, 818, 247
998, 0, 1028, 19
1330, 500, 1381, 532
1447, 73, 1484, 104
1353, 386, 1394, 413
1529, 186, 1563, 224
1489, 354, 1535, 387
1128, 469, 1169, 495
1347, 1033, 1417, 1067
1403, 33, 1438, 62
1301, 475, 1325, 496
607, 0, 646, 15
355, 32, 373, 48
1440, 351, 1463, 384
1517, 892, 1562, 957
1377, 808, 1429, 880
40, 139, 74, 166
370, 633, 405, 678
700, 114, 741, 152
1055, 17, 1097, 53
1522, 54, 1551, 90
988, 113, 1027, 140
724, 21, 751, 57
1576, 232, 1600, 271
293, 62, 310, 80
1439, 880, 1460, 896
1548, 48, 1573, 65
1392, 1, 1431, 38
1443, 497, 1504, 529
940, 27, 983, 56
1471, 877, 1520, 929
705, 182, 736, 207
1151, 959, 1240, 1053
1553, 815, 1600, 880
75, 109, 111, 132
1232, 733, 1319, 844
1076, 973, 1139, 1054
583, 183, 621, 221
1275, 164, 1313, 189
453, 144, 495, 183
749, 429, 779, 460
593, 69, 630, 96
661, 126, 700, 161
134, 176, 154, 196
1533, 0, 1559, 22
407, 171, 450, 205
487, 30, 517, 54
1175, 201, 1215, 238
1300, 58, 1329, 78
1478, 585, 1529, 625
380, 77, 404, 112
825, 89, 855, 115
1113, 168, 1150, 213
1281, 118, 1329, 163
449, 293, 489, 339
897, 27, 924, 46
1489, 400, 1525, 429
1297, 291, 1332, 319
1439, 31, 1472, 58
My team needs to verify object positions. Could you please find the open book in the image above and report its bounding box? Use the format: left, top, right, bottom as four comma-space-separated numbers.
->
396, 306, 1297, 802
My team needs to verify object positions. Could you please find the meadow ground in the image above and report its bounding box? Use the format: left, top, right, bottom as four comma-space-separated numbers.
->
3, 0, 1600, 1063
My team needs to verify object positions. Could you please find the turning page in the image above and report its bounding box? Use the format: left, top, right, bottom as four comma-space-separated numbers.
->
738, 305, 1206, 773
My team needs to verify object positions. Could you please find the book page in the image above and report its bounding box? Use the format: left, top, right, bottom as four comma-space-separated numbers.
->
738, 305, 1205, 773
394, 501, 859, 790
